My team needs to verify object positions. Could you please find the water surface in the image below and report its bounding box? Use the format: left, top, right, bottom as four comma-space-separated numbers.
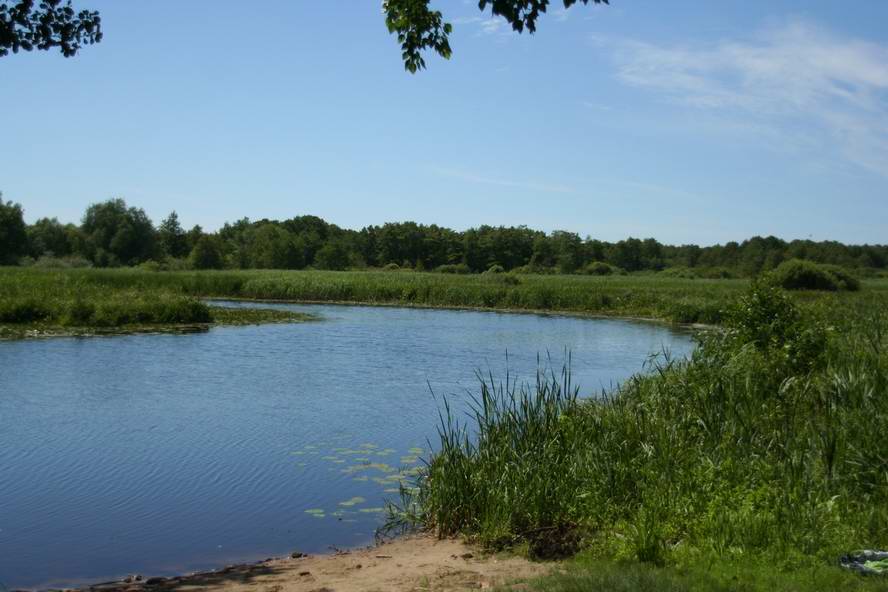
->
0, 303, 694, 589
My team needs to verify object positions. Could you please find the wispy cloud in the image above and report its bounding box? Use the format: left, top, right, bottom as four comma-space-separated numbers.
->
451, 15, 512, 37
600, 21, 888, 178
429, 166, 575, 194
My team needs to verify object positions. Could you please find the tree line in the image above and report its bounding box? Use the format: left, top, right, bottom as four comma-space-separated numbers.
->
1, 196, 886, 276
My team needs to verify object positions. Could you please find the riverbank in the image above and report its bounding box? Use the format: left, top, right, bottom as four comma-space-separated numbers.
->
388, 282, 888, 590
0, 306, 317, 340
73, 535, 546, 592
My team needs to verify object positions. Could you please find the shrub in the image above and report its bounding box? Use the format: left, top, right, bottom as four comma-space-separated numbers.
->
435, 263, 471, 274
31, 255, 93, 269
769, 259, 859, 292
583, 261, 621, 276
382, 263, 401, 271
484, 264, 505, 274
818, 264, 861, 291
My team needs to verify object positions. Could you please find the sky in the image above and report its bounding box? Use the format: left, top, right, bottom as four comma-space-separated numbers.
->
2, 0, 887, 246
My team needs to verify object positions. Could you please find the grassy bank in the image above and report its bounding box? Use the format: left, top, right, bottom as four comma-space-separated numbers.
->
391, 282, 888, 588
0, 268, 317, 338
3, 267, 887, 327
519, 556, 888, 591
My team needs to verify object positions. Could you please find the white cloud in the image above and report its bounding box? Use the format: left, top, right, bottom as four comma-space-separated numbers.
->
602, 21, 888, 178
429, 166, 576, 194
451, 15, 512, 37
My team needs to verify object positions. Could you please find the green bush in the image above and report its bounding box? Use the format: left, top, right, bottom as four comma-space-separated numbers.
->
435, 263, 471, 274
769, 259, 860, 291
819, 264, 861, 291
583, 261, 622, 276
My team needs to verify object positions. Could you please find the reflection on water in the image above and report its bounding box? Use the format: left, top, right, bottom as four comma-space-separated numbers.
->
0, 302, 694, 588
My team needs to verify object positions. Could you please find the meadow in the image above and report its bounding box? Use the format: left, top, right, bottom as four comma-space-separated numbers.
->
2, 266, 886, 332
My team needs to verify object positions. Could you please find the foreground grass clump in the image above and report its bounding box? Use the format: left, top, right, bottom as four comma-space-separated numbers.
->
394, 283, 888, 570
518, 556, 888, 592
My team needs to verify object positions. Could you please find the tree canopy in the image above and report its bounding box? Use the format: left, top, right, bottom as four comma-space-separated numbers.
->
386, 0, 609, 72
6, 197, 888, 278
1, 1, 607, 70
0, 0, 101, 57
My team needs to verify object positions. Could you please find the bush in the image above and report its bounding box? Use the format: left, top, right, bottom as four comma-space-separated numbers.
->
583, 261, 621, 276
31, 255, 93, 269
769, 259, 860, 291
435, 263, 471, 274
818, 264, 861, 291
484, 264, 505, 274
382, 263, 401, 271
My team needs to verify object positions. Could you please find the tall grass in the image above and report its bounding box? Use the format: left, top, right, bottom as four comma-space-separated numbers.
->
5, 267, 886, 326
392, 283, 888, 566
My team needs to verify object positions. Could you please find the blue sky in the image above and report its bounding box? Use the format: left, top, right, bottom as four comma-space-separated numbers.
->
2, 0, 887, 245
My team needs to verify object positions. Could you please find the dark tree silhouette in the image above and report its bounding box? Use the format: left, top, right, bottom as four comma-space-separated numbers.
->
384, 0, 609, 72
2, 1, 605, 68
0, 0, 101, 57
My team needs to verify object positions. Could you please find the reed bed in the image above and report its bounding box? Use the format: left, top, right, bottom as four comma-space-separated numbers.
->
391, 283, 888, 571
5, 267, 885, 327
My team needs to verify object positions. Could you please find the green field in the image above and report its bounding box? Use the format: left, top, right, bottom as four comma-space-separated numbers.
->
2, 267, 886, 333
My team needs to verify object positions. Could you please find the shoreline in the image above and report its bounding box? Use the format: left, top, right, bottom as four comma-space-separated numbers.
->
52, 535, 545, 592
0, 307, 318, 341
205, 295, 714, 331
0, 297, 710, 342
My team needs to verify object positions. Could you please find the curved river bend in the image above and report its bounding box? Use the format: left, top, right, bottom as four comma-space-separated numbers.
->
0, 302, 694, 589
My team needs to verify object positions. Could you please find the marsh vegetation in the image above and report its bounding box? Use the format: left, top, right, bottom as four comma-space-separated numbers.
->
390, 282, 888, 589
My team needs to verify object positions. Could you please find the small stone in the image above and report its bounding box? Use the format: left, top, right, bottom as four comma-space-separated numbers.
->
461, 552, 474, 559
145, 577, 166, 586
299, 570, 311, 576
290, 551, 307, 559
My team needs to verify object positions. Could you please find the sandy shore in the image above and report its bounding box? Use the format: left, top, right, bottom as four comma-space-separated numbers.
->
80, 536, 547, 592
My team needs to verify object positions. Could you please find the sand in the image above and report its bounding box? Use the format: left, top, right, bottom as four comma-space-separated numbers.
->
82, 536, 547, 592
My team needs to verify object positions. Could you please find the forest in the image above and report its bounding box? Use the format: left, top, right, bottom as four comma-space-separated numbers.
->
2, 197, 886, 276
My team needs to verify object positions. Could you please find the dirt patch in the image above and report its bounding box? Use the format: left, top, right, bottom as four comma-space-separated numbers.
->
82, 536, 546, 592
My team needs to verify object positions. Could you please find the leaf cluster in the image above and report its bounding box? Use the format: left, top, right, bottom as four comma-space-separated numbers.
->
0, 0, 101, 57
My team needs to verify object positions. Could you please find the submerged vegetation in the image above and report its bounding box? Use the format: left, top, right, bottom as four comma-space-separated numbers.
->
390, 282, 888, 586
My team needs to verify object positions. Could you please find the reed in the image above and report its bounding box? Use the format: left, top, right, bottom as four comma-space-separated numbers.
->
391, 283, 888, 569
4, 267, 886, 327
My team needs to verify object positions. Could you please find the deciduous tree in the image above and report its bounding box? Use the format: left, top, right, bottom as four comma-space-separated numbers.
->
1, 0, 101, 57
